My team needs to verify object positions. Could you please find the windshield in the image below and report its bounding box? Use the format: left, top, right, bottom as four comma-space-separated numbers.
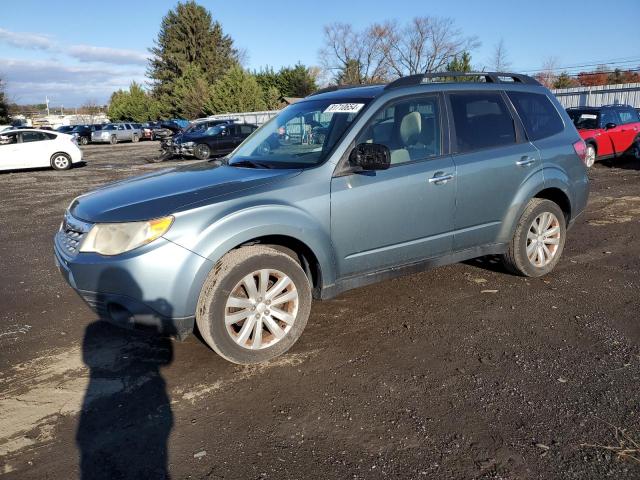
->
205, 125, 226, 136
228, 98, 370, 168
568, 110, 599, 129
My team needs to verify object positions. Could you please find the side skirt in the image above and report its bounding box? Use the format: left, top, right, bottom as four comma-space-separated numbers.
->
319, 243, 507, 300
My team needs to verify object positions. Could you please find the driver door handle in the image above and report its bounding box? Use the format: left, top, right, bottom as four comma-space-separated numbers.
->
428, 172, 455, 184
516, 156, 536, 167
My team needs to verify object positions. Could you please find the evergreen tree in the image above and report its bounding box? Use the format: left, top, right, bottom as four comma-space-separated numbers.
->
171, 65, 212, 118
553, 72, 577, 89
278, 64, 318, 97
446, 51, 472, 72
107, 82, 156, 121
206, 66, 266, 114
264, 86, 282, 110
148, 1, 238, 110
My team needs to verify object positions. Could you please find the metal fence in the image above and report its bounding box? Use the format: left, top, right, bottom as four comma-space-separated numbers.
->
552, 83, 640, 108
206, 110, 279, 126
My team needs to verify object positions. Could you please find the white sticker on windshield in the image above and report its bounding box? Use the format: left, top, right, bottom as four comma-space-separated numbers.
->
581, 114, 597, 119
324, 103, 365, 114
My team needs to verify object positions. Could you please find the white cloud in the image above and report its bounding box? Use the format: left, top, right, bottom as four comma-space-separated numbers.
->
0, 59, 146, 104
0, 28, 149, 66
0, 27, 54, 50
68, 45, 150, 66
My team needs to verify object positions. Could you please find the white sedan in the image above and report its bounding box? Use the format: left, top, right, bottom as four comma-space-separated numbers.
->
0, 129, 83, 172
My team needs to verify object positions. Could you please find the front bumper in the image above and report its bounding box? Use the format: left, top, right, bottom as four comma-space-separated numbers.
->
54, 229, 213, 340
91, 136, 112, 143
172, 144, 194, 156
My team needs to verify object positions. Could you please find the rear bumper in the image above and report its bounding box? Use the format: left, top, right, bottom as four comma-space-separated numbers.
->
54, 233, 212, 340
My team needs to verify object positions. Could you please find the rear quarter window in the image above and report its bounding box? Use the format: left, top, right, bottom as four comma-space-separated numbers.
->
617, 108, 640, 124
508, 91, 564, 141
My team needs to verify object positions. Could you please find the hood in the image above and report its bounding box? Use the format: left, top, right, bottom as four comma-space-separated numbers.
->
70, 162, 301, 223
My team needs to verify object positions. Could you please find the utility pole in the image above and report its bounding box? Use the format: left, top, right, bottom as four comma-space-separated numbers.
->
45, 96, 50, 116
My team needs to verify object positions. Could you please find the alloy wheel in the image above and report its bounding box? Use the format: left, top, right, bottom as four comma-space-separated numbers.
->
585, 145, 596, 168
526, 212, 561, 268
53, 155, 70, 169
224, 269, 298, 350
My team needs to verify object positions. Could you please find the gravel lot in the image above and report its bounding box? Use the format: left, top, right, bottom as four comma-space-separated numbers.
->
0, 142, 639, 479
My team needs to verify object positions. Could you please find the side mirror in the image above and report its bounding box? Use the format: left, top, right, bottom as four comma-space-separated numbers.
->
349, 143, 391, 171
605, 122, 617, 130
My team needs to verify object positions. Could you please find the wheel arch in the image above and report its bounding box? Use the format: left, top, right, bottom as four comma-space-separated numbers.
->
533, 187, 572, 224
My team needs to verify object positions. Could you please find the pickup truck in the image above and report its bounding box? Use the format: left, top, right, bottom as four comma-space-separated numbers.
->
567, 104, 640, 167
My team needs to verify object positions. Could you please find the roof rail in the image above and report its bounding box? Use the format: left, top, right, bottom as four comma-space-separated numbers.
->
384, 71, 541, 90
308, 83, 384, 97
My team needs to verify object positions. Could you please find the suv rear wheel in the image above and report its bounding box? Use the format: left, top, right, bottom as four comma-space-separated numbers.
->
196, 245, 312, 364
501, 198, 566, 277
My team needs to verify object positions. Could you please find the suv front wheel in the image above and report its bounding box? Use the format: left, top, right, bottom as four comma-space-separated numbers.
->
196, 245, 312, 364
501, 198, 567, 277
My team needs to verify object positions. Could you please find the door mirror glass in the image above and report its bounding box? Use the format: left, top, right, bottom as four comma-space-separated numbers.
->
349, 143, 391, 171
605, 122, 617, 129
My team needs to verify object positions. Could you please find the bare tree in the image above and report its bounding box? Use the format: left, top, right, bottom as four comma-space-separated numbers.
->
382, 17, 479, 77
319, 22, 390, 84
490, 38, 511, 71
535, 57, 559, 88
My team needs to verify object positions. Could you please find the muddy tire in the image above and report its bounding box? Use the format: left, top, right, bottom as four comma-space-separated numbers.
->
110, 135, 118, 145
132, 134, 139, 143
501, 198, 566, 277
196, 245, 312, 364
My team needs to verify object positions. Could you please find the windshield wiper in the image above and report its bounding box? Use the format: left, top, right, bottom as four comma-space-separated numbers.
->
228, 159, 272, 169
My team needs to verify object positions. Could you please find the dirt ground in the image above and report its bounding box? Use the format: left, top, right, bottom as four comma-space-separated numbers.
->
0, 142, 639, 479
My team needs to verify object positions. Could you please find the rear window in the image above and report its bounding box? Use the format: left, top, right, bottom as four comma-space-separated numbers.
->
508, 92, 564, 140
449, 92, 516, 153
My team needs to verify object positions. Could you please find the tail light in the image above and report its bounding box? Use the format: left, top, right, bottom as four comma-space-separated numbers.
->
573, 139, 587, 165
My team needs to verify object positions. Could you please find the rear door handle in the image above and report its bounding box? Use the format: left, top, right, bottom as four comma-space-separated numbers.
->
428, 172, 454, 184
516, 156, 536, 167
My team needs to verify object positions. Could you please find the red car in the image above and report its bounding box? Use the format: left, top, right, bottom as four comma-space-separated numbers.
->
567, 105, 640, 167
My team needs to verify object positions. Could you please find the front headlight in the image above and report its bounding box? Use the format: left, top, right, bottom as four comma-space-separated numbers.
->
79, 216, 174, 256
182, 141, 195, 147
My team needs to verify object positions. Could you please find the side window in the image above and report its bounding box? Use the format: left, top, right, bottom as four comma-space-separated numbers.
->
618, 108, 639, 124
449, 92, 516, 153
21, 131, 47, 143
124, 124, 132, 130
357, 95, 441, 165
0, 133, 17, 146
240, 125, 254, 135
600, 110, 620, 127
507, 91, 564, 141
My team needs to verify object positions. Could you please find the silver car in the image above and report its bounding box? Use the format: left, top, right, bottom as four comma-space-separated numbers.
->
91, 123, 142, 144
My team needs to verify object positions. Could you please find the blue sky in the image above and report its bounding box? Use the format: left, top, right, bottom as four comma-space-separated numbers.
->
1, 0, 638, 106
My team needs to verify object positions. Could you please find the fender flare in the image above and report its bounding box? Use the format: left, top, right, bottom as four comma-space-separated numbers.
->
179, 204, 337, 307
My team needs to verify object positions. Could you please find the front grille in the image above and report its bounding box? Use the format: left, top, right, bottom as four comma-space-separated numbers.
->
57, 212, 92, 257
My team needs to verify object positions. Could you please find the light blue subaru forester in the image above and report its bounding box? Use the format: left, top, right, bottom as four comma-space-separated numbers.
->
55, 72, 589, 364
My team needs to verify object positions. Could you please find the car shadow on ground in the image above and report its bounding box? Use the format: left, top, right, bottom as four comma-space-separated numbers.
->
76, 269, 175, 480
462, 254, 511, 274
599, 155, 640, 171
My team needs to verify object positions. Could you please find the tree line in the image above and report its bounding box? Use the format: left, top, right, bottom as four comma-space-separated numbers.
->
3, 1, 637, 123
